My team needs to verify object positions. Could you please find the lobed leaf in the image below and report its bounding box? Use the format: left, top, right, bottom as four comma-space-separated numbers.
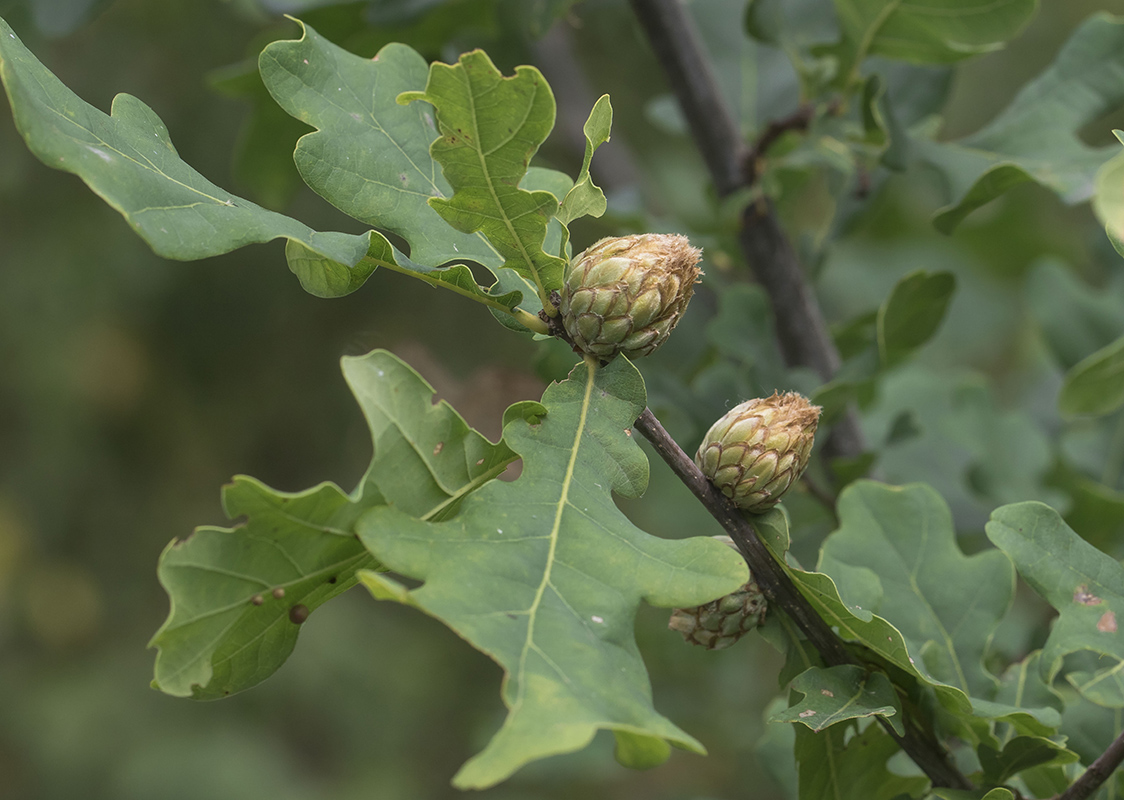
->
978, 735, 1079, 786
555, 94, 612, 228
759, 502, 976, 720
829, 0, 1037, 86
0, 16, 384, 292
794, 723, 928, 800
150, 350, 518, 699
877, 270, 956, 367
770, 664, 903, 736
1094, 134, 1124, 252
398, 49, 568, 306
355, 357, 748, 788
258, 21, 503, 271
931, 790, 1015, 800
769, 483, 1050, 739
991, 651, 1064, 736
918, 13, 1124, 232
819, 482, 1015, 700
987, 502, 1124, 703
150, 478, 375, 700
1025, 259, 1124, 371
1058, 334, 1124, 419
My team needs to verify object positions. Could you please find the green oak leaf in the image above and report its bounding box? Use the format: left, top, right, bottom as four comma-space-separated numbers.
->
819, 482, 1015, 699
987, 502, 1124, 703
555, 94, 611, 228
258, 21, 503, 270
794, 723, 928, 800
991, 651, 1063, 735
978, 735, 1079, 786
1058, 334, 1124, 419
828, 0, 1036, 87
1052, 699, 1124, 800
931, 790, 1015, 800
918, 13, 1124, 233
150, 478, 375, 700
1025, 259, 1124, 371
877, 270, 956, 368
770, 664, 903, 736
150, 350, 518, 699
770, 483, 1041, 737
355, 357, 748, 789
398, 49, 567, 307
285, 237, 523, 314
1062, 694, 1124, 774
0, 16, 387, 294
1068, 658, 1124, 708
759, 496, 977, 720
1094, 134, 1124, 253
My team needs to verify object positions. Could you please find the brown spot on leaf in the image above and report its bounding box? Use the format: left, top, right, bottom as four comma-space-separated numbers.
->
799, 710, 816, 718
1099, 611, 1118, 633
289, 605, 310, 625
821, 689, 834, 697
251, 595, 263, 606
476, 458, 485, 466
1075, 585, 1102, 605
433, 442, 445, 456
625, 429, 632, 437
272, 587, 286, 600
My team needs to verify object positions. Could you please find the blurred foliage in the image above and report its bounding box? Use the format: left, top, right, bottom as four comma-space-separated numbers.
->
4, 0, 1124, 797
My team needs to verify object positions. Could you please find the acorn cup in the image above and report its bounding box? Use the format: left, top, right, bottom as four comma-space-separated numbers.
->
695, 392, 821, 514
668, 536, 766, 650
560, 233, 702, 361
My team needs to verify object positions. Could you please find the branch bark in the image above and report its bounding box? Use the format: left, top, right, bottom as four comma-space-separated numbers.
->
634, 408, 974, 791
1057, 728, 1124, 800
627, 0, 866, 461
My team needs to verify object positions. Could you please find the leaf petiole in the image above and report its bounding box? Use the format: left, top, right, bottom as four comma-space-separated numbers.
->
367, 255, 550, 335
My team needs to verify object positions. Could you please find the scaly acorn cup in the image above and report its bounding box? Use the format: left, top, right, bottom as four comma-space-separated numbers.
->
560, 233, 702, 360
669, 536, 766, 650
695, 392, 821, 513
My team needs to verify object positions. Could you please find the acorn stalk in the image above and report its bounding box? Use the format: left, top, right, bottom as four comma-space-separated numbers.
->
560, 233, 702, 360
695, 392, 821, 513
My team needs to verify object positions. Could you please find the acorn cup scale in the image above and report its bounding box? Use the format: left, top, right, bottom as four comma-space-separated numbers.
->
560, 233, 702, 360
695, 392, 821, 514
669, 536, 766, 650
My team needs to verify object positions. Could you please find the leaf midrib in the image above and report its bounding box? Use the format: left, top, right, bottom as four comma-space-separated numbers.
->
462, 65, 549, 306
510, 358, 596, 714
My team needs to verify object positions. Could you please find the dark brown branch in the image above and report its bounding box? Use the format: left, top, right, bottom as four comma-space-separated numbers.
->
627, 0, 866, 461
634, 408, 974, 791
1057, 728, 1124, 800
746, 104, 815, 181
625, 0, 747, 195
738, 198, 840, 381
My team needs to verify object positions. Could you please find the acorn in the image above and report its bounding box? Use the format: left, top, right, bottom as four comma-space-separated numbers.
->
695, 392, 820, 513
560, 233, 702, 360
669, 536, 766, 650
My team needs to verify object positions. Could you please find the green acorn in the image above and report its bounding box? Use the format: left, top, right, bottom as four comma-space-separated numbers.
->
669, 536, 766, 650
560, 233, 702, 360
695, 392, 820, 513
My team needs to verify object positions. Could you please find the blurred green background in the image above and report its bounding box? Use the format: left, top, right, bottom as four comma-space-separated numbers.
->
3, 0, 1124, 798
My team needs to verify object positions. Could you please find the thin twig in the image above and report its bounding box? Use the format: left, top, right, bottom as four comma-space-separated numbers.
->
634, 408, 974, 791
1057, 727, 1124, 800
745, 104, 815, 182
627, 0, 866, 462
